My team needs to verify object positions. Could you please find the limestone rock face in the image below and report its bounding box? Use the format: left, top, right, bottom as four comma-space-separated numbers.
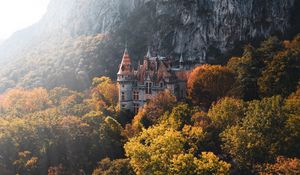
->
125, 0, 295, 61
44, 0, 296, 57
1, 0, 297, 61
153, 0, 295, 60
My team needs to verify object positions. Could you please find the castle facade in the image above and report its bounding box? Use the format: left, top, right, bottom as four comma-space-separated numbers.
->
117, 48, 197, 113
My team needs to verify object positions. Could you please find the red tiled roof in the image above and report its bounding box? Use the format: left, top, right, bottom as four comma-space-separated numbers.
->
134, 58, 189, 83
118, 49, 133, 75
118, 49, 190, 83
121, 50, 131, 65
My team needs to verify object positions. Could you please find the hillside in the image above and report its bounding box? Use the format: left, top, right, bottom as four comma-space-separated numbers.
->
0, 0, 299, 91
0, 34, 299, 174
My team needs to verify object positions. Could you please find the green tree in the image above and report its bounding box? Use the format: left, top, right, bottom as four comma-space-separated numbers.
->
208, 97, 246, 132
221, 96, 287, 171
206, 97, 246, 153
227, 45, 261, 100
258, 41, 300, 97
256, 36, 283, 65
167, 103, 193, 130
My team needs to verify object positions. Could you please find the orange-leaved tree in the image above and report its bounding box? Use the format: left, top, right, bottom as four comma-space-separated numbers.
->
0, 87, 51, 114
187, 64, 235, 108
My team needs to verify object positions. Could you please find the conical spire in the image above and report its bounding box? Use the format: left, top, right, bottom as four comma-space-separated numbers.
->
179, 53, 184, 63
146, 47, 151, 58
118, 47, 132, 75
179, 53, 184, 69
122, 47, 131, 65
124, 46, 128, 54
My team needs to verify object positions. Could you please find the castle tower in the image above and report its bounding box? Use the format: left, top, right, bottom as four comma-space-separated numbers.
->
117, 48, 134, 111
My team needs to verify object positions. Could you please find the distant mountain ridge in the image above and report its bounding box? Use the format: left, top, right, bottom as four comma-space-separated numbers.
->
0, 0, 299, 91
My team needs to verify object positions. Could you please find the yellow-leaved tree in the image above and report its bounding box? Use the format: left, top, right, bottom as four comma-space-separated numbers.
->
88, 76, 119, 117
124, 123, 231, 175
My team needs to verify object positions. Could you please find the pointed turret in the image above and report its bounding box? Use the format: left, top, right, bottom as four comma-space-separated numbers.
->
118, 47, 132, 75
144, 48, 150, 70
179, 53, 184, 63
179, 53, 184, 69
146, 47, 151, 58
117, 47, 134, 112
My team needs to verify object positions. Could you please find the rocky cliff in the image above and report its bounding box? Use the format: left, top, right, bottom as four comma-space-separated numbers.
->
0, 0, 298, 91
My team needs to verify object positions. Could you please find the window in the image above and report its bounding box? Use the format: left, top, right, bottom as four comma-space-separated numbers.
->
133, 103, 139, 114
133, 91, 139, 100
145, 82, 152, 94
160, 82, 164, 88
122, 84, 125, 88
145, 83, 148, 94
121, 92, 125, 101
121, 104, 126, 109
149, 83, 152, 94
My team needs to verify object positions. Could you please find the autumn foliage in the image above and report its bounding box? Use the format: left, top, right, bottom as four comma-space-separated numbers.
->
187, 64, 235, 107
0, 34, 299, 175
0, 87, 51, 114
259, 156, 300, 175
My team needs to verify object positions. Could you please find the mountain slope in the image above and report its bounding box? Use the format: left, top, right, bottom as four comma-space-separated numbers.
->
0, 0, 299, 91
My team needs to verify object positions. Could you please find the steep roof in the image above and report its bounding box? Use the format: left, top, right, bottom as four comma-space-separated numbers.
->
118, 48, 132, 75
118, 49, 190, 83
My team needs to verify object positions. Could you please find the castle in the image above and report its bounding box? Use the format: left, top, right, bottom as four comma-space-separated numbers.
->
117, 48, 199, 114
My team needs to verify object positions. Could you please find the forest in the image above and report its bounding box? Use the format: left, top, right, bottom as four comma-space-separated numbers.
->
0, 34, 299, 175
